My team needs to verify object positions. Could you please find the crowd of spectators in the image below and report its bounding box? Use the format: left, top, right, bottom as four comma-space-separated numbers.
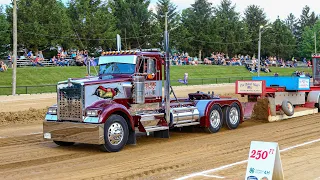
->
50, 49, 97, 67
170, 51, 314, 75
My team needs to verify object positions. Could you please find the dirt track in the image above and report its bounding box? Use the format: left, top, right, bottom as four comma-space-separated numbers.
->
0, 84, 319, 180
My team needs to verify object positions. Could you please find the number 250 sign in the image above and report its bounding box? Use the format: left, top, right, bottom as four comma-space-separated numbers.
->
250, 148, 274, 160
245, 141, 284, 180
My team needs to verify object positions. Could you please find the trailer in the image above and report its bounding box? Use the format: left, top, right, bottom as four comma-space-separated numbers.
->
236, 53, 320, 122
43, 49, 244, 152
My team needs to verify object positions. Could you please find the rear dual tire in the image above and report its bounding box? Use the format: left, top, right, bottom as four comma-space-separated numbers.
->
205, 103, 241, 133
225, 103, 241, 130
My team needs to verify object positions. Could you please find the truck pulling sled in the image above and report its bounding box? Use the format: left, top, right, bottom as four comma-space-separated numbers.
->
236, 53, 320, 122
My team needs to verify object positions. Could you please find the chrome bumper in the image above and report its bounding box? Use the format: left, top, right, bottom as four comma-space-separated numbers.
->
43, 121, 105, 145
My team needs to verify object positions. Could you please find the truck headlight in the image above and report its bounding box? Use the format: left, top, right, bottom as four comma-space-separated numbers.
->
86, 109, 100, 117
48, 107, 57, 115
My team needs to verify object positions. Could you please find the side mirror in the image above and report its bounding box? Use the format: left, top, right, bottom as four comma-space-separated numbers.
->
147, 58, 155, 74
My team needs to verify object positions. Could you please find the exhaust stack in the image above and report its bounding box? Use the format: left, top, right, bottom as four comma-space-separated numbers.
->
164, 12, 171, 125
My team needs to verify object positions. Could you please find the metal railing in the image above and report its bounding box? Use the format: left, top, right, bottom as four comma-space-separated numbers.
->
0, 77, 253, 95
0, 84, 57, 95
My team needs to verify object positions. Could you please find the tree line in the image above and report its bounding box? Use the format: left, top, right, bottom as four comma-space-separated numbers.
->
0, 0, 319, 60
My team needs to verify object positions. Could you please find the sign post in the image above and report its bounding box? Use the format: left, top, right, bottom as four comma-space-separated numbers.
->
245, 141, 284, 180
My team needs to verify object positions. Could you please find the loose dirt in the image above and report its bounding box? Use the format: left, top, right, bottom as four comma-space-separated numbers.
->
251, 98, 269, 121
0, 83, 319, 180
0, 108, 47, 126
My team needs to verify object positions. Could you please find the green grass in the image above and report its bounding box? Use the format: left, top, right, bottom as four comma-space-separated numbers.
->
0, 65, 312, 95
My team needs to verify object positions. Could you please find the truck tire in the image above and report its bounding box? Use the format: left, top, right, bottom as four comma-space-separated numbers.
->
205, 104, 223, 133
281, 100, 294, 116
316, 96, 320, 112
100, 114, 129, 152
225, 103, 241, 130
54, 141, 75, 146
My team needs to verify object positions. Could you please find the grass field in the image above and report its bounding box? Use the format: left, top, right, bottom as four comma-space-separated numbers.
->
0, 65, 312, 95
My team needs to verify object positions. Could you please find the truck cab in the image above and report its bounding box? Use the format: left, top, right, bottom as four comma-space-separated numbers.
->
43, 49, 243, 152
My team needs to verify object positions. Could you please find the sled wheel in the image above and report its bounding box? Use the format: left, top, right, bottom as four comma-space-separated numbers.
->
281, 100, 294, 116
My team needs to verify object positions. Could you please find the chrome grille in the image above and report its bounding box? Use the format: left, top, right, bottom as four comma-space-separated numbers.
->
58, 83, 83, 121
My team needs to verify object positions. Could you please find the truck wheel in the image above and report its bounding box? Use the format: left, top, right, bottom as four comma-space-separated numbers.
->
205, 104, 223, 133
54, 141, 75, 146
316, 96, 320, 111
100, 114, 129, 152
225, 103, 241, 130
281, 100, 294, 116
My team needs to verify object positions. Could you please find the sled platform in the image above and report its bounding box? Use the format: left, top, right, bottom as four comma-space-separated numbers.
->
268, 107, 318, 122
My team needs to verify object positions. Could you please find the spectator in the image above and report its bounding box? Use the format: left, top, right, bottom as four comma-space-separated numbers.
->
27, 50, 33, 60
37, 51, 44, 61
7, 52, 12, 68
50, 56, 58, 66
274, 72, 279, 77
32, 57, 44, 67
0, 61, 8, 72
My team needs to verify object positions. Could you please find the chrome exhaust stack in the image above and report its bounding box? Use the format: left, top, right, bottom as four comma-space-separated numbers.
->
164, 12, 171, 125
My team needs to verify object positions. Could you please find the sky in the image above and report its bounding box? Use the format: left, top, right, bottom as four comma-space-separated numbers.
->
1, 0, 319, 22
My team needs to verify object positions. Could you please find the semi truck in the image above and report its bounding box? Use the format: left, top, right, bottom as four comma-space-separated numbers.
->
43, 49, 244, 152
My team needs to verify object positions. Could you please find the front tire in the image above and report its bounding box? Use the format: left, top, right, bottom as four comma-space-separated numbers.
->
225, 103, 241, 130
54, 141, 75, 146
205, 104, 223, 133
100, 114, 129, 152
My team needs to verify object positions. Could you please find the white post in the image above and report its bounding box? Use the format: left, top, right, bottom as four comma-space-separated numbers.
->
117, 34, 121, 52
258, 27, 261, 77
12, 0, 17, 95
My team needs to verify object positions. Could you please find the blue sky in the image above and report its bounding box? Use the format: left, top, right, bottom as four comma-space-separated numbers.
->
1, 0, 319, 22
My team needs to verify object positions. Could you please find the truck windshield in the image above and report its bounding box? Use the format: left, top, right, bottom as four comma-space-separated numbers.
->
99, 62, 135, 75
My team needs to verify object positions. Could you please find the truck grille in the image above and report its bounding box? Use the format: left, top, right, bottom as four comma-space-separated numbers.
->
58, 83, 83, 121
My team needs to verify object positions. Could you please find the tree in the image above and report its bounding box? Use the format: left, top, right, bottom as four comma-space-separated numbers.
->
295, 6, 319, 57
0, 6, 10, 55
213, 0, 248, 56
155, 0, 179, 49
243, 5, 268, 56
262, 18, 296, 59
181, 0, 215, 58
110, 0, 155, 50
6, 0, 73, 52
285, 13, 298, 35
68, 0, 118, 51
295, 6, 318, 43
300, 20, 320, 58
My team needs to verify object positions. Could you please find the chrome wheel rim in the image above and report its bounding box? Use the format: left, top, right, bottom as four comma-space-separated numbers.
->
210, 110, 221, 128
229, 107, 239, 125
287, 103, 293, 113
107, 122, 124, 145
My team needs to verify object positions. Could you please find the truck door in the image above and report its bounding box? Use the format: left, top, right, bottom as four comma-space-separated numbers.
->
313, 56, 320, 86
136, 56, 162, 100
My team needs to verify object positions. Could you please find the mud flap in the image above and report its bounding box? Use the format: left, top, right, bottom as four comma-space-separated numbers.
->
126, 130, 136, 145
154, 129, 170, 138
241, 102, 257, 119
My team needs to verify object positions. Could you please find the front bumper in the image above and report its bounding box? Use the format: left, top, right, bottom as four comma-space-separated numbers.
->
43, 121, 105, 145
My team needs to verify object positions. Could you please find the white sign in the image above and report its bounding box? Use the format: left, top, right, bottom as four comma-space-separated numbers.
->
245, 141, 284, 180
298, 78, 310, 89
237, 81, 263, 94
